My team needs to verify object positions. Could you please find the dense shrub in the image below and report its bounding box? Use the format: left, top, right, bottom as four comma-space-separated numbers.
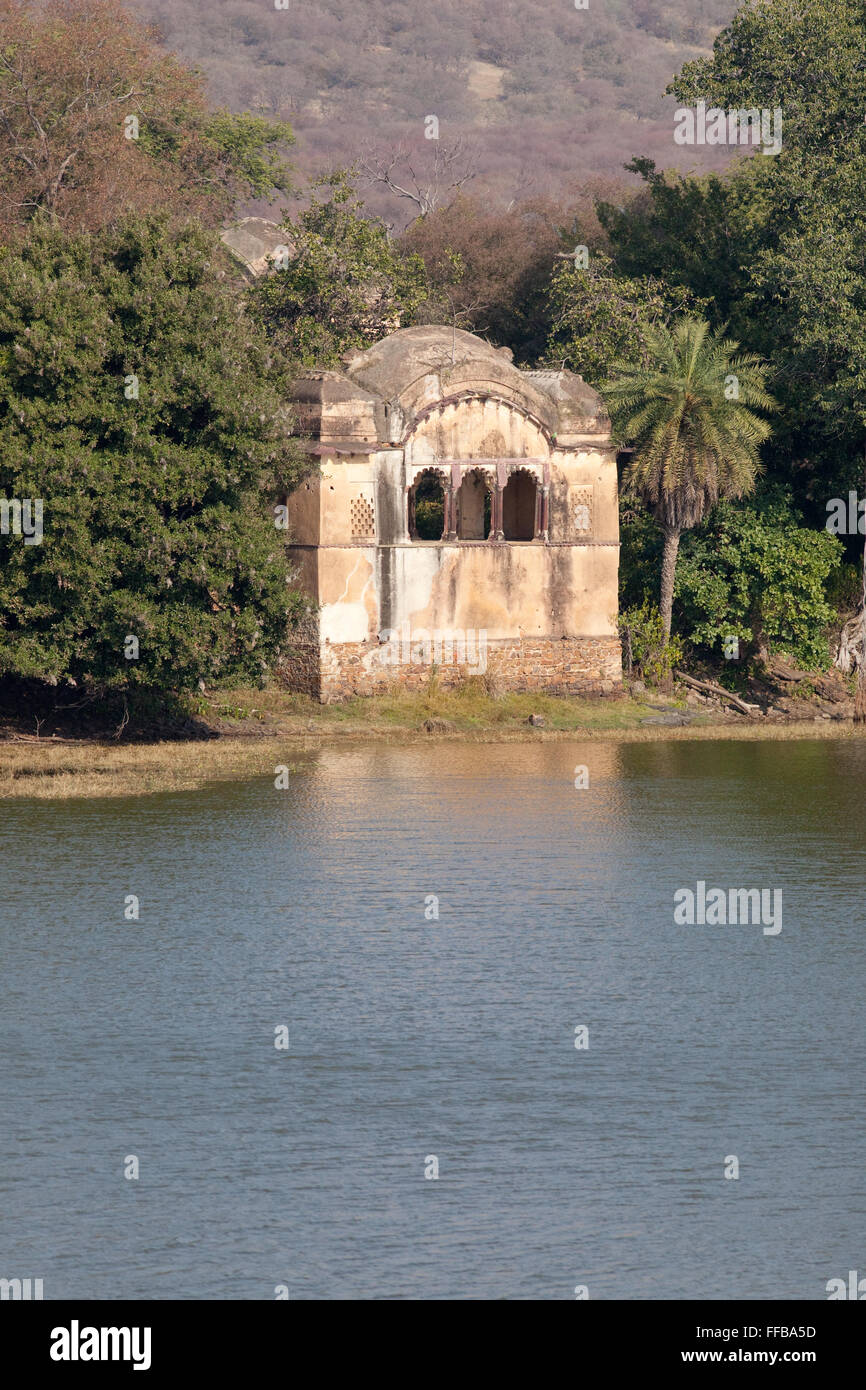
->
0, 214, 307, 692
674, 491, 842, 670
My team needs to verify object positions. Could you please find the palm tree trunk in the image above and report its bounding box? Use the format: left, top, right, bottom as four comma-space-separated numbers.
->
659, 525, 681, 641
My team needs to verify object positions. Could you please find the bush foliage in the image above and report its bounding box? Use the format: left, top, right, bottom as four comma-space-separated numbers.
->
0, 214, 307, 692
674, 491, 843, 671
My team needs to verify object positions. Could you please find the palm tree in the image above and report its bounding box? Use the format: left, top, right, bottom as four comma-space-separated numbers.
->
604, 318, 775, 641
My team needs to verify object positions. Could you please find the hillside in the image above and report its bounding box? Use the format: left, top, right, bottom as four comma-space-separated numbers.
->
131, 0, 739, 219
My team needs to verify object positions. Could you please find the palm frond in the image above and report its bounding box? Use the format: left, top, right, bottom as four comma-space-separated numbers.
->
603, 315, 774, 529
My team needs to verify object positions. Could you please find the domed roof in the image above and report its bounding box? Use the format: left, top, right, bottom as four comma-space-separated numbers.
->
342, 326, 609, 437
522, 369, 610, 433
219, 218, 293, 280
343, 326, 526, 404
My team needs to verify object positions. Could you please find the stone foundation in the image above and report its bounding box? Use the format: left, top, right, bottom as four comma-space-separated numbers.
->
280, 635, 622, 702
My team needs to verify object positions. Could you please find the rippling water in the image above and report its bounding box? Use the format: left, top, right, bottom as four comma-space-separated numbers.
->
1, 738, 864, 1299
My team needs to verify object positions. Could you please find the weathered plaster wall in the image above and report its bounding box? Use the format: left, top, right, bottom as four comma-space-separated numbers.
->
377, 543, 620, 639
405, 397, 550, 470
289, 539, 620, 642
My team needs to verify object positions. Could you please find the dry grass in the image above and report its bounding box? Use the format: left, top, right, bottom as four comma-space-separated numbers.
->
1, 682, 864, 800
467, 59, 507, 101
0, 738, 300, 799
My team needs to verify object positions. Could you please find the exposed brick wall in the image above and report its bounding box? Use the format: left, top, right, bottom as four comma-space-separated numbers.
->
280, 641, 323, 698
279, 614, 323, 698
487, 637, 622, 696
279, 636, 622, 702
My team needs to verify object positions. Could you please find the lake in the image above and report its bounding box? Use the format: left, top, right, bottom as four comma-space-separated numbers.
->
2, 737, 864, 1299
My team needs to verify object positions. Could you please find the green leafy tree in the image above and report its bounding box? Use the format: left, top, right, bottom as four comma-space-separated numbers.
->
666, 0, 866, 462
594, 3, 866, 510
597, 157, 773, 332
603, 317, 774, 640
675, 490, 842, 671
668, 0, 866, 710
0, 214, 306, 693
247, 174, 428, 368
672, 0, 866, 153
191, 111, 293, 201
544, 250, 703, 387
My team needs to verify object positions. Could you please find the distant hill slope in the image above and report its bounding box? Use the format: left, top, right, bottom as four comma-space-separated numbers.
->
132, 0, 738, 217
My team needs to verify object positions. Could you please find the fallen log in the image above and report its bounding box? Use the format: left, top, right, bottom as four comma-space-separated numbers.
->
674, 670, 758, 716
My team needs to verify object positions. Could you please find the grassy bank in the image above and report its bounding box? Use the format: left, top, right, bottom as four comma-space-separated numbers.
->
1, 685, 863, 799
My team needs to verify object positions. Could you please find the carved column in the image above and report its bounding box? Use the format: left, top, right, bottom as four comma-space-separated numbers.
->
491, 460, 506, 542
443, 485, 456, 541
446, 460, 460, 541
539, 485, 550, 542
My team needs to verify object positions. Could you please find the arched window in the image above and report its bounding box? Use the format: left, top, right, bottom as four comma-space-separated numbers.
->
502, 469, 537, 541
457, 468, 492, 540
408, 469, 445, 540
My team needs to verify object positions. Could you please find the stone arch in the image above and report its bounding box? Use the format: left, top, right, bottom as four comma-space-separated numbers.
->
403, 394, 552, 467
457, 467, 493, 540
408, 467, 447, 541
502, 467, 538, 541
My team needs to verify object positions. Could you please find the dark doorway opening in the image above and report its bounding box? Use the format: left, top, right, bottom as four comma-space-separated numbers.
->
502, 471, 537, 541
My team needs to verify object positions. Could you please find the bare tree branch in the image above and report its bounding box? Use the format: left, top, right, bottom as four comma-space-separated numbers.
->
358, 139, 477, 219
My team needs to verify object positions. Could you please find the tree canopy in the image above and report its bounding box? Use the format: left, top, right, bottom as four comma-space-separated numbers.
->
600, 0, 866, 519
0, 0, 294, 239
544, 248, 704, 386
246, 174, 428, 368
0, 214, 306, 691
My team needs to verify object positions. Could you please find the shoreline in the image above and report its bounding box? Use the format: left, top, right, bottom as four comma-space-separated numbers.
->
2, 701, 863, 799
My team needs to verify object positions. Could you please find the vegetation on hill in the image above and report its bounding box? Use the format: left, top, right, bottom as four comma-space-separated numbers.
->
0, 0, 294, 240
129, 0, 738, 218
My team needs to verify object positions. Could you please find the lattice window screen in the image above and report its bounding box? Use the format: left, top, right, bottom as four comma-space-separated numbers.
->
572, 485, 594, 536
350, 496, 376, 539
